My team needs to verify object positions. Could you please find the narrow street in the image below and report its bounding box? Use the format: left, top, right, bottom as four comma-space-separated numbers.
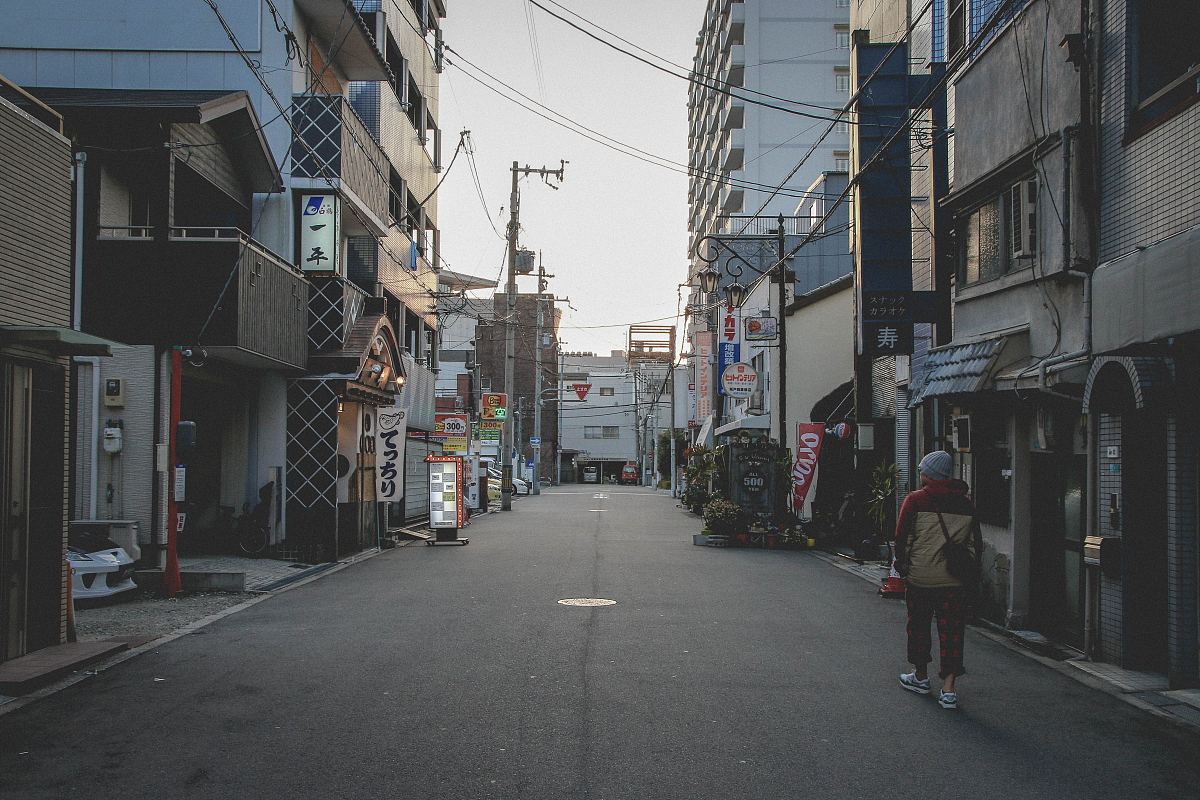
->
2, 489, 1196, 799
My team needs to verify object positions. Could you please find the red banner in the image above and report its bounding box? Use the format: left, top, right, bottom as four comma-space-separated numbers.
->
792, 423, 825, 513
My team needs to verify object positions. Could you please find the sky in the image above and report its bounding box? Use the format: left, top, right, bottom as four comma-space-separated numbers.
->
436, 0, 703, 355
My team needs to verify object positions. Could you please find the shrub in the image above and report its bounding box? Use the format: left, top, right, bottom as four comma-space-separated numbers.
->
703, 497, 745, 536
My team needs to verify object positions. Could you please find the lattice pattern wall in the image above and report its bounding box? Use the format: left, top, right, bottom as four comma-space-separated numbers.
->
308, 277, 367, 353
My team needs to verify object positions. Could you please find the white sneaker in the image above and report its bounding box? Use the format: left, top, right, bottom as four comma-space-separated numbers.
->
938, 690, 958, 709
899, 672, 931, 695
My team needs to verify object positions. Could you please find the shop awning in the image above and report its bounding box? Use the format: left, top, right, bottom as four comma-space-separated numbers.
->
909, 335, 1011, 407
0, 326, 120, 356
1092, 224, 1200, 354
714, 414, 771, 437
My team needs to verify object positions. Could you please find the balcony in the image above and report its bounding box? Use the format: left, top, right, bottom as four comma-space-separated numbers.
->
720, 99, 745, 131
89, 228, 309, 370
720, 184, 744, 214
721, 44, 745, 88
291, 94, 390, 236
720, 128, 745, 172
720, 1, 745, 51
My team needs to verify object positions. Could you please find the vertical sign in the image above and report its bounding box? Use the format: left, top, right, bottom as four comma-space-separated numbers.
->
299, 194, 340, 273
375, 406, 408, 500
695, 332, 714, 422
792, 423, 826, 513
427, 456, 464, 529
464, 455, 481, 509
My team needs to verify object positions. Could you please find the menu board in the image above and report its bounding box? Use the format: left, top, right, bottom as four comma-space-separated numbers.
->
427, 456, 464, 529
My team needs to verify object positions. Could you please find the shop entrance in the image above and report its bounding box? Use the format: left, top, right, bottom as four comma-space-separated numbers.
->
1029, 451, 1086, 648
1122, 412, 1168, 672
1, 361, 66, 661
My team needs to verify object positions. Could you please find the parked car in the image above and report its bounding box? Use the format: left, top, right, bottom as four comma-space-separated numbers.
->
619, 464, 640, 486
487, 468, 530, 496
67, 529, 137, 602
582, 465, 599, 483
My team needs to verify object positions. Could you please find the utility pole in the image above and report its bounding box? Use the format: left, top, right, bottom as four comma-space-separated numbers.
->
501, 160, 565, 510
776, 214, 789, 454
533, 254, 554, 496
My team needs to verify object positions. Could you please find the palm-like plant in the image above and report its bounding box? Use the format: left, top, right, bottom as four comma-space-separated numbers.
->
865, 463, 899, 549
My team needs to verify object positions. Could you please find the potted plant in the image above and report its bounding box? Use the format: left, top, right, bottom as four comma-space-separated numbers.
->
703, 497, 744, 538
864, 463, 899, 562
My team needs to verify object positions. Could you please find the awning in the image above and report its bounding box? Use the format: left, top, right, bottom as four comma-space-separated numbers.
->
909, 335, 1010, 407
1092, 224, 1200, 354
0, 326, 119, 356
715, 414, 771, 437
992, 356, 1088, 394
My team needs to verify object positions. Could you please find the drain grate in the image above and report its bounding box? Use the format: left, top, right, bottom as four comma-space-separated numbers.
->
558, 598, 616, 607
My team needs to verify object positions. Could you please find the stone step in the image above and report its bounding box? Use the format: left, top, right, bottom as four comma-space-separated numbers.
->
0, 640, 129, 695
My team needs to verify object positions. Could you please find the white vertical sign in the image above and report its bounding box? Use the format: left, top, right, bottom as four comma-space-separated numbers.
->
375, 406, 407, 501
299, 194, 340, 273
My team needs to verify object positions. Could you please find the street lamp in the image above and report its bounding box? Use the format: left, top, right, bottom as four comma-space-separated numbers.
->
697, 265, 719, 295
724, 281, 749, 308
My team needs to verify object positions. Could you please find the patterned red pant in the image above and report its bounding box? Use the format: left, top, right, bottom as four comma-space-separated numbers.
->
906, 588, 969, 678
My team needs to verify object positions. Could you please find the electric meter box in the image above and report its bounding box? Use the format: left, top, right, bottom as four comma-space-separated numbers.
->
103, 378, 126, 408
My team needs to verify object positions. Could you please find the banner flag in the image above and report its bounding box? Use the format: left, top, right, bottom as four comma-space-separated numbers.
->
792, 423, 825, 513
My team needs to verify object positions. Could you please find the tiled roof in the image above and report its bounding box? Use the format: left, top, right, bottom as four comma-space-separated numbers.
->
910, 337, 1007, 407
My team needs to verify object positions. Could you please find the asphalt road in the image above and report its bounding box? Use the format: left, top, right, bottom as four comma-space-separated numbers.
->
2, 486, 1197, 799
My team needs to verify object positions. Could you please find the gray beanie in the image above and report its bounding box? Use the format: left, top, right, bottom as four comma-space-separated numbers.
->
919, 450, 953, 481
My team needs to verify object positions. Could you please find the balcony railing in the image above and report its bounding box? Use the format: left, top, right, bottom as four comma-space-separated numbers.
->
717, 216, 816, 236
89, 227, 309, 370
291, 94, 390, 229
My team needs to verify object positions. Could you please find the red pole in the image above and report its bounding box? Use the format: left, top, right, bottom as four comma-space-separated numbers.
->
162, 348, 182, 597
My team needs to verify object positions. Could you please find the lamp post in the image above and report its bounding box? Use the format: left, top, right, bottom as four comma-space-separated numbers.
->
693, 216, 793, 451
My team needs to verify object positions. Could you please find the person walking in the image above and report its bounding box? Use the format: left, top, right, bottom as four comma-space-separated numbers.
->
893, 450, 983, 709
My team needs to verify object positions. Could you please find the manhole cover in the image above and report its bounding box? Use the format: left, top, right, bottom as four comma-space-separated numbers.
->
558, 598, 617, 607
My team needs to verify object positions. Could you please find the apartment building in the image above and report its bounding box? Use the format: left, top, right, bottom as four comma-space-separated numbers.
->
0, 0, 447, 560
558, 352, 638, 483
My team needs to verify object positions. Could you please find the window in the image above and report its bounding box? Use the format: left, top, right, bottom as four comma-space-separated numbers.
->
835, 119, 850, 135
584, 426, 603, 439
835, 0, 850, 7
603, 426, 620, 439
600, 387, 615, 396
834, 72, 851, 93
957, 178, 1037, 286
834, 150, 850, 172
1129, 1, 1200, 129
836, 30, 850, 50
947, 0, 966, 58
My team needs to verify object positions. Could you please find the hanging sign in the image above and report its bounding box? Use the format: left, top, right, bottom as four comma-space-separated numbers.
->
434, 413, 469, 454
792, 423, 826, 513
695, 332, 713, 421
426, 455, 465, 529
720, 361, 758, 398
375, 406, 408, 500
717, 342, 741, 395
299, 194, 340, 273
744, 316, 779, 341
479, 420, 502, 444
572, 383, 592, 401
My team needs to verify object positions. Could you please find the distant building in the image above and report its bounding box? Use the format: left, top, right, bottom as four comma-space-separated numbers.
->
558, 351, 637, 483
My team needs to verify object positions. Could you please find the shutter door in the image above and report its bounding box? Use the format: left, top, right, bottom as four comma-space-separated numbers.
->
403, 438, 444, 520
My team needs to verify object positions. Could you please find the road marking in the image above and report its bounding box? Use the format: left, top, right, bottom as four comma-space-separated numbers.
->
587, 509, 606, 512
558, 598, 617, 607
593, 493, 608, 499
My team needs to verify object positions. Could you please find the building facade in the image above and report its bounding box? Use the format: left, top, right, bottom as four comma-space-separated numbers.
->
557, 352, 638, 483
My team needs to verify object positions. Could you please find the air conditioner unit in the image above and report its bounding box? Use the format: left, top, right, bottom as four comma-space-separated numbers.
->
746, 389, 764, 415
952, 415, 972, 452
1010, 178, 1038, 260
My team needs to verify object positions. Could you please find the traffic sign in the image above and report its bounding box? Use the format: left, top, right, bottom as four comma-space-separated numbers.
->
572, 383, 591, 400
530, 436, 541, 445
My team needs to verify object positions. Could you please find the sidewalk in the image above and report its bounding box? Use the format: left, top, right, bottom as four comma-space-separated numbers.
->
809, 549, 1200, 732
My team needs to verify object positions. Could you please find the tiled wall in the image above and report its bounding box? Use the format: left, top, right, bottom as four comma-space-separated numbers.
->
1098, 0, 1200, 262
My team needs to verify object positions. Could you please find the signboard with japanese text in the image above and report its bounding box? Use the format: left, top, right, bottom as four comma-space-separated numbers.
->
720, 362, 758, 399
481, 393, 508, 420
744, 315, 778, 341
426, 455, 464, 529
572, 383, 592, 401
434, 413, 470, 454
695, 332, 714, 422
299, 194, 340, 273
375, 406, 408, 501
717, 341, 741, 396
464, 455, 481, 509
480, 420, 502, 443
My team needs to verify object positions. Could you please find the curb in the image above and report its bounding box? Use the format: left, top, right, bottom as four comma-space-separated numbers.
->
0, 544, 396, 718
809, 549, 1200, 736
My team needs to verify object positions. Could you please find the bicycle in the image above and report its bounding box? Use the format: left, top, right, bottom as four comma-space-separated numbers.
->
236, 481, 275, 556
